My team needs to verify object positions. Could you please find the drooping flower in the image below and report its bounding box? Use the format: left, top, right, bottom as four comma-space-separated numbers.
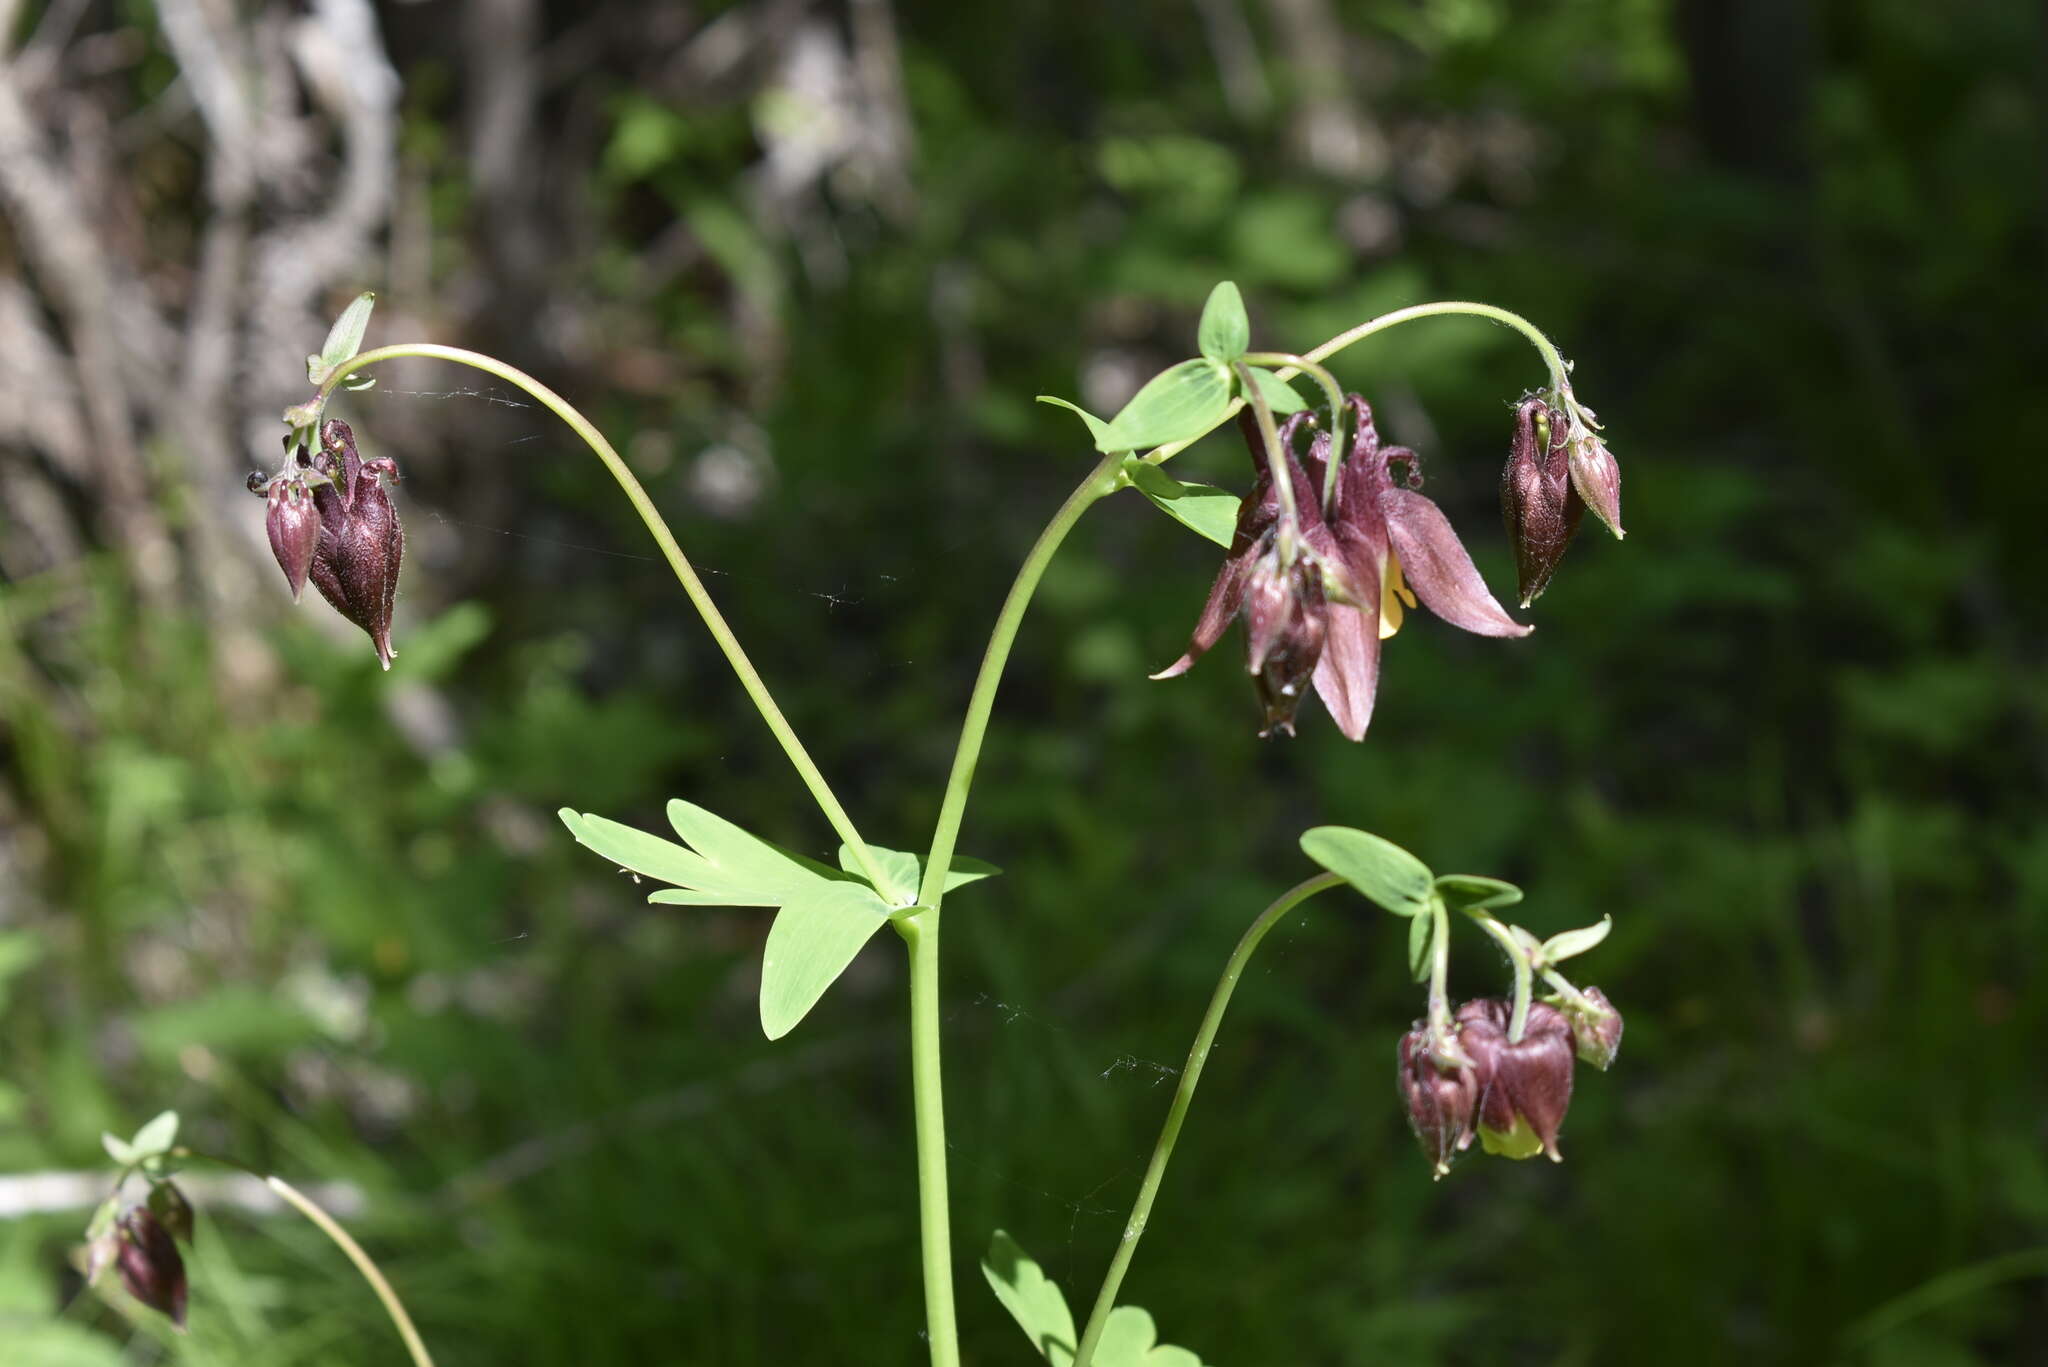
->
1153, 395, 1529, 740
114, 1205, 188, 1329
1455, 997, 1577, 1161
306, 418, 405, 669
258, 472, 322, 602
1563, 985, 1624, 1070
1499, 397, 1581, 607
1398, 1022, 1479, 1179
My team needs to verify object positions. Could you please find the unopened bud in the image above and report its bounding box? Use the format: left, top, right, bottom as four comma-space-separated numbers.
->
1564, 410, 1623, 540
116, 1206, 187, 1329
1245, 547, 1328, 737
1500, 398, 1583, 606
264, 477, 320, 602
1565, 986, 1623, 1070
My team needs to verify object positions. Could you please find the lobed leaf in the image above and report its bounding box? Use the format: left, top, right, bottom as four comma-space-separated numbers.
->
1242, 365, 1308, 415
319, 291, 377, 369
1039, 395, 1119, 452
129, 1111, 179, 1158
1543, 915, 1613, 962
1433, 874, 1524, 916
982, 1230, 1078, 1366
1137, 479, 1241, 548
759, 881, 895, 1040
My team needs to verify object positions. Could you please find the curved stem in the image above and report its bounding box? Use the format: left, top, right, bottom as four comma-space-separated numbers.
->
916, 451, 1124, 909
265, 1175, 436, 1367
1465, 911, 1533, 1042
1137, 301, 1570, 471
1071, 873, 1344, 1367
895, 910, 958, 1367
173, 1150, 434, 1367
1303, 300, 1570, 393
315, 344, 888, 893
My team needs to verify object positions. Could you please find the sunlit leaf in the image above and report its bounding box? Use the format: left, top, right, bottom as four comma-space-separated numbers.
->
1543, 916, 1612, 962
319, 291, 376, 369
1197, 280, 1249, 363
1433, 874, 1523, 916
1123, 457, 1186, 501
1243, 365, 1308, 414
101, 1133, 137, 1167
1137, 480, 1241, 548
982, 1230, 1077, 1366
836, 846, 1002, 905
1093, 1304, 1205, 1367
129, 1111, 179, 1158
1103, 359, 1233, 452
1300, 827, 1434, 915
759, 881, 895, 1039
559, 809, 727, 897
1039, 396, 1119, 452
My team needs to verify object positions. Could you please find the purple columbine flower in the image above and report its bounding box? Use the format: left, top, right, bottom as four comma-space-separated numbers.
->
1500, 397, 1581, 607
115, 1205, 188, 1329
1154, 395, 1529, 740
1455, 997, 1577, 1162
306, 418, 404, 669
1398, 1022, 1479, 1179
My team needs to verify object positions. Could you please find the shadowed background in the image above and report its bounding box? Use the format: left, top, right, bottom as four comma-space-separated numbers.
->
1, 0, 2043, 1362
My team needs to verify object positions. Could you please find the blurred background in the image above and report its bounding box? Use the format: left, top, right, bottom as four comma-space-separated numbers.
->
2, 0, 2043, 1362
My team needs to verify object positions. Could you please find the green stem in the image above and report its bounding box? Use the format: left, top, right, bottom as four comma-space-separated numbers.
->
1465, 911, 1533, 1042
1426, 893, 1454, 1038
1303, 300, 1570, 393
1230, 360, 1298, 543
265, 1175, 436, 1367
916, 451, 1124, 909
1071, 873, 1343, 1367
314, 344, 889, 893
896, 910, 958, 1367
1137, 301, 1569, 471
171, 1150, 434, 1367
1242, 352, 1347, 510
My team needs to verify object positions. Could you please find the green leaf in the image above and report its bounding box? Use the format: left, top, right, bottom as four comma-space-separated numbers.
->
1093, 1305, 1205, 1367
1103, 359, 1234, 451
982, 1230, 1077, 1366
1039, 396, 1119, 452
101, 1133, 137, 1167
758, 881, 894, 1039
1123, 457, 1186, 501
1407, 902, 1434, 982
1300, 827, 1434, 915
667, 799, 839, 895
1432, 874, 1524, 915
839, 844, 920, 904
559, 809, 727, 898
1139, 480, 1242, 549
128, 1110, 178, 1158
1243, 365, 1308, 414
836, 846, 1001, 905
1196, 280, 1248, 363
319, 291, 376, 369
1542, 915, 1612, 963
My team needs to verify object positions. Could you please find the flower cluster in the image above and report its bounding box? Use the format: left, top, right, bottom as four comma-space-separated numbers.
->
249, 418, 405, 668
1398, 990, 1623, 1178
1155, 396, 1533, 739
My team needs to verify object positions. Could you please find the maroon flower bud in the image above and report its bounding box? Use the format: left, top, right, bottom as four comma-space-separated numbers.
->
1398, 1023, 1478, 1178
116, 1206, 188, 1329
1565, 986, 1623, 1070
1245, 545, 1328, 737
263, 476, 321, 602
1456, 998, 1576, 1161
148, 1179, 196, 1247
1499, 398, 1583, 607
307, 419, 404, 669
1562, 399, 1623, 540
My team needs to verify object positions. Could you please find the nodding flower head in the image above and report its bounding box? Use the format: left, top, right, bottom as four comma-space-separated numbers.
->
1500, 397, 1582, 607
255, 419, 405, 668
1398, 1022, 1479, 1179
1154, 396, 1529, 740
114, 1205, 188, 1329
1455, 997, 1577, 1162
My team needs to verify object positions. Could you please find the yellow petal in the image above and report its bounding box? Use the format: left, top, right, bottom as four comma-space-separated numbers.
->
1379, 551, 1417, 639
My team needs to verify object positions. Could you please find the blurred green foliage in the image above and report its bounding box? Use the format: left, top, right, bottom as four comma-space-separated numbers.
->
2, 0, 2044, 1364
